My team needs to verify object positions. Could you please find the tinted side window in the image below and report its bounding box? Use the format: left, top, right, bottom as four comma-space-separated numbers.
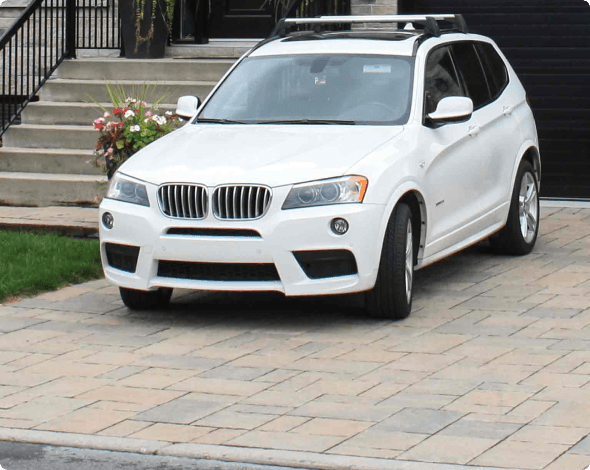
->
424, 46, 464, 115
451, 42, 491, 110
475, 42, 509, 101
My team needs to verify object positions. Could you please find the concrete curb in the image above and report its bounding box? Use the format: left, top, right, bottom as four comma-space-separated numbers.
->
0, 428, 522, 470
0, 220, 98, 237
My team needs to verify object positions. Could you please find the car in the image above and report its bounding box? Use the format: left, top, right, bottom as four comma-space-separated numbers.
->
99, 14, 541, 320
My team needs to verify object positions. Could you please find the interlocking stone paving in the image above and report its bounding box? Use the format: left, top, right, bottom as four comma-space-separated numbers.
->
1, 205, 590, 469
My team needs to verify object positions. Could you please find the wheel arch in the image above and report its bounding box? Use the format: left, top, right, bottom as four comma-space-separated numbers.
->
522, 146, 541, 189
378, 183, 428, 266
398, 191, 427, 265
510, 142, 541, 197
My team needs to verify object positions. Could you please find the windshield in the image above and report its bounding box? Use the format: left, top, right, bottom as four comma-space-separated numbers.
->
197, 54, 414, 125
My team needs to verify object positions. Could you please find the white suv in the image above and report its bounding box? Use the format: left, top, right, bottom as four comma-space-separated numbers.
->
99, 15, 540, 320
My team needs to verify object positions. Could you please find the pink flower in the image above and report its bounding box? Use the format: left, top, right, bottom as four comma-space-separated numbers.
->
145, 111, 153, 117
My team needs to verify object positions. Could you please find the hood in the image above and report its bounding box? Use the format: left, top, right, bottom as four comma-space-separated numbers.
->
119, 123, 404, 187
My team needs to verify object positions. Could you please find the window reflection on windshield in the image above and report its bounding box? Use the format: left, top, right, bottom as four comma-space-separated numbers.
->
198, 54, 414, 125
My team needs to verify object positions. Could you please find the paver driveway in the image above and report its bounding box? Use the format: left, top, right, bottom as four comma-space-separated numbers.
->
1, 204, 590, 470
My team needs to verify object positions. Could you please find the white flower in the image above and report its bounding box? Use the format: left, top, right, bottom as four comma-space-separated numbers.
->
165, 111, 173, 117
103, 111, 111, 118
124, 110, 135, 119
144, 118, 150, 123
155, 116, 167, 125
129, 125, 141, 132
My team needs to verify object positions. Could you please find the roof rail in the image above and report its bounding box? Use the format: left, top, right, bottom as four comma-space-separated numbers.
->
270, 14, 468, 38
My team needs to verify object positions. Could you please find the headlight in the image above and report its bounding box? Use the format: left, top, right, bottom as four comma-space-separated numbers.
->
106, 172, 150, 207
282, 176, 368, 210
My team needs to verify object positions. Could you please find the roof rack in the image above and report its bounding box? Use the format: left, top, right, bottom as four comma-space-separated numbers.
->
270, 14, 468, 38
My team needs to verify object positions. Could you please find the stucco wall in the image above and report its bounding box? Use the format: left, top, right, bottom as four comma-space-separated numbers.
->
351, 0, 398, 15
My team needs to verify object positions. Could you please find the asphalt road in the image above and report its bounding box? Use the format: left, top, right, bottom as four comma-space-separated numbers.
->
0, 441, 309, 470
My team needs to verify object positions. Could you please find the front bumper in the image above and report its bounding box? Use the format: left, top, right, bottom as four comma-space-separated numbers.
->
99, 187, 385, 296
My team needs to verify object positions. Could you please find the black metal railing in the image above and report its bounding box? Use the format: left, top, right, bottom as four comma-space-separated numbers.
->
75, 0, 120, 50
270, 0, 351, 36
0, 0, 119, 137
281, 0, 351, 21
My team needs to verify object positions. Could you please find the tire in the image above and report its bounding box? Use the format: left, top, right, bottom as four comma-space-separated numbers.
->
365, 203, 414, 320
492, 160, 540, 256
120, 287, 173, 310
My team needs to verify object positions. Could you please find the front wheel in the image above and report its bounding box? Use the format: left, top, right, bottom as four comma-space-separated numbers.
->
491, 160, 540, 255
120, 287, 173, 311
365, 203, 414, 320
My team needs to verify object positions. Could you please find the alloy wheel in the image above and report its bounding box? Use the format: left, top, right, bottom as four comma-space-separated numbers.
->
405, 219, 413, 303
519, 172, 538, 244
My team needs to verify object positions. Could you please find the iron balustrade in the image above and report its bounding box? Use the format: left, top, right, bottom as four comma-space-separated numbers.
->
0, 0, 119, 137
278, 0, 351, 32
283, 0, 351, 20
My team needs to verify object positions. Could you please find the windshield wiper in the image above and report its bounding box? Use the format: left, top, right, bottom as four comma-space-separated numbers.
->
196, 118, 249, 124
255, 119, 356, 125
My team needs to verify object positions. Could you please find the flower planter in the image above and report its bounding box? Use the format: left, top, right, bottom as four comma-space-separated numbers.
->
119, 1, 169, 59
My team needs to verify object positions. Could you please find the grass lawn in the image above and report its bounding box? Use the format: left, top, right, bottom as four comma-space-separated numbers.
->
0, 231, 103, 304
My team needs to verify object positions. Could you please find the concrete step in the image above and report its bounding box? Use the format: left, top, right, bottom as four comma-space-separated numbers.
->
0, 7, 26, 18
0, 17, 15, 29
167, 41, 257, 59
55, 58, 234, 82
3, 124, 96, 149
21, 101, 176, 126
0, 172, 106, 207
0, 147, 102, 175
0, 205, 99, 237
40, 78, 217, 104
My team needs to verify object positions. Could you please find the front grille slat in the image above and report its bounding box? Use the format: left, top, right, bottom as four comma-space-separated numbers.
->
188, 186, 195, 218
175, 186, 182, 218
200, 187, 207, 218
247, 187, 253, 219
158, 184, 207, 219
180, 185, 187, 217
240, 187, 246, 219
255, 187, 262, 218
168, 186, 175, 217
264, 189, 271, 211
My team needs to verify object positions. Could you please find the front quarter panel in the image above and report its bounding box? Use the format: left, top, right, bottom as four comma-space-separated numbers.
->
347, 126, 427, 263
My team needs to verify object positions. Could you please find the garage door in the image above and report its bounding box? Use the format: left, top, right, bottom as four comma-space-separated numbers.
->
400, 0, 590, 199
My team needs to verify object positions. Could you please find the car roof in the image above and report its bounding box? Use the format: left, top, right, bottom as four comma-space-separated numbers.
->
249, 31, 421, 58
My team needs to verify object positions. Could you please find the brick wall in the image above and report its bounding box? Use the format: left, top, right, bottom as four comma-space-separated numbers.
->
351, 0, 398, 15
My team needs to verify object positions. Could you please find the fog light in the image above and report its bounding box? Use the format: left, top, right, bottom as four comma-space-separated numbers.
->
102, 212, 114, 230
331, 218, 349, 235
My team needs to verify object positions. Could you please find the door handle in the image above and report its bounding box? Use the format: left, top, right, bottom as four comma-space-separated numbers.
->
503, 105, 513, 116
468, 125, 480, 137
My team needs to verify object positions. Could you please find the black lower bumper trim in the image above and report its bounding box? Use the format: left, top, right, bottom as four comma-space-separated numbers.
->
293, 250, 358, 279
105, 243, 140, 273
157, 260, 280, 282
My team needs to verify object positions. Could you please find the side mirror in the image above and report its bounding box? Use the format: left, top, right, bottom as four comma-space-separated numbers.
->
426, 96, 473, 127
176, 96, 201, 120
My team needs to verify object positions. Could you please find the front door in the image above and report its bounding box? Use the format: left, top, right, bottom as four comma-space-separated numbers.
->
209, 0, 276, 38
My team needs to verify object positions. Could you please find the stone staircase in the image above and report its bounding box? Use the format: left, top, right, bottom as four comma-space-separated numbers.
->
0, 53, 243, 207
